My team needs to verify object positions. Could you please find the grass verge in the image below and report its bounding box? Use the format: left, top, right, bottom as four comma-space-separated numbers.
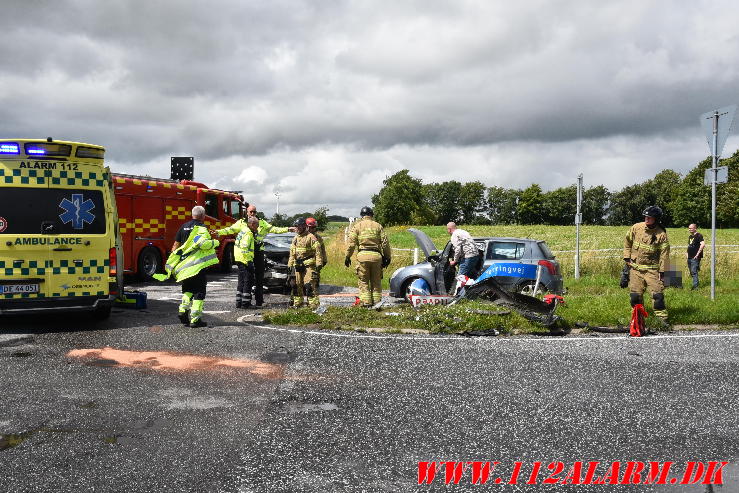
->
262, 299, 564, 334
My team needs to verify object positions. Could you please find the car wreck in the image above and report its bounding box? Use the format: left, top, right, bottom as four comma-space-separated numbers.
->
389, 228, 565, 301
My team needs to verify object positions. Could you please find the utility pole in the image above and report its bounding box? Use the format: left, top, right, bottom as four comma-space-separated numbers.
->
710, 111, 718, 301
575, 174, 583, 279
700, 105, 735, 301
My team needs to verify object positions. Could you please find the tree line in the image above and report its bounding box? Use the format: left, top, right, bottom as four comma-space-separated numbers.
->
371, 150, 739, 228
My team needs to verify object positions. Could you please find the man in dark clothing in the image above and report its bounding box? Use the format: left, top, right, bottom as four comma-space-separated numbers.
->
246, 204, 295, 307
687, 223, 705, 290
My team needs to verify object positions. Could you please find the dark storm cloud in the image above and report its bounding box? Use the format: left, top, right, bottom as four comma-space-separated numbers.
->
1, 0, 738, 215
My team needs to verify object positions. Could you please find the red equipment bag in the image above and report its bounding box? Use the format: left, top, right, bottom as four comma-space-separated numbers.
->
629, 304, 648, 337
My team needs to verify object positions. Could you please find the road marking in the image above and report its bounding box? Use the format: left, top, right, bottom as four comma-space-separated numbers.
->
203, 310, 230, 314
240, 322, 739, 342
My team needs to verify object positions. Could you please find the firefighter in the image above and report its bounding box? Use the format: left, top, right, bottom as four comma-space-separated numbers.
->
344, 206, 391, 307
214, 215, 259, 308
288, 218, 324, 308
623, 205, 670, 324
306, 217, 328, 266
155, 206, 220, 328
246, 204, 294, 307
307, 217, 327, 305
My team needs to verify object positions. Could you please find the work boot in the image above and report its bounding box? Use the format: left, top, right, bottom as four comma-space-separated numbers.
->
242, 302, 253, 309
189, 319, 208, 328
178, 311, 190, 325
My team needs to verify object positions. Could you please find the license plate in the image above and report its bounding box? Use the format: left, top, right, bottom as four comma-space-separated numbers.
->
1, 284, 40, 294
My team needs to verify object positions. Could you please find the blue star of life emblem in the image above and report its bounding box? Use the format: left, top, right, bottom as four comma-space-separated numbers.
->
59, 194, 96, 229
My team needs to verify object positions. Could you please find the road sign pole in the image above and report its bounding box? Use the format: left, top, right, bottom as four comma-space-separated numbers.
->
575, 174, 583, 279
711, 112, 718, 301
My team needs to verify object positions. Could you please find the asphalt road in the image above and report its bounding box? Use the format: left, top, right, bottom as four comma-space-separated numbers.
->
1, 271, 738, 492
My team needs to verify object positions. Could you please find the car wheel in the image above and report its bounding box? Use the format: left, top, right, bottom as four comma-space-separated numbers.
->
137, 247, 162, 281
401, 277, 421, 303
517, 280, 547, 297
220, 244, 234, 272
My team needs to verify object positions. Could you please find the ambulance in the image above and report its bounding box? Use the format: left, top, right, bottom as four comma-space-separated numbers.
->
0, 138, 122, 319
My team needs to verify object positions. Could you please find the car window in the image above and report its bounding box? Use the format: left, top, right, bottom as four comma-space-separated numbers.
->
486, 241, 525, 260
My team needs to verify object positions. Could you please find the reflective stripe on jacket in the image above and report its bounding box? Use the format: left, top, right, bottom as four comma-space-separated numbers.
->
160, 225, 220, 282
288, 232, 324, 268
623, 222, 670, 272
345, 216, 391, 262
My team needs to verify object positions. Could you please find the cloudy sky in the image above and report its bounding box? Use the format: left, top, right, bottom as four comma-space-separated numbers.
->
2, 0, 738, 217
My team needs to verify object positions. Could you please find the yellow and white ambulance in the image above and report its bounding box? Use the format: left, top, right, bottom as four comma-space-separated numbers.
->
0, 138, 122, 319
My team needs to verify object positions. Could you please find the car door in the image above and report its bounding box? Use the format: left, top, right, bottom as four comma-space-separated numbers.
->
483, 240, 529, 290
432, 240, 456, 295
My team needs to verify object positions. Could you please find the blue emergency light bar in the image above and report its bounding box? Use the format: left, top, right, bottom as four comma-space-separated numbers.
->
0, 143, 19, 154
27, 148, 45, 154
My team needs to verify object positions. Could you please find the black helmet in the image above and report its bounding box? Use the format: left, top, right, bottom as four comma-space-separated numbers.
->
642, 205, 663, 219
293, 217, 307, 228
360, 206, 373, 217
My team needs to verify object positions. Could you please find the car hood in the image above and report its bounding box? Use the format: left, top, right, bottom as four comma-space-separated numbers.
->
408, 228, 438, 258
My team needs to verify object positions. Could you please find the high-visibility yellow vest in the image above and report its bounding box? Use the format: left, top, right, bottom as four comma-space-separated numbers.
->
217, 219, 256, 263
155, 226, 220, 282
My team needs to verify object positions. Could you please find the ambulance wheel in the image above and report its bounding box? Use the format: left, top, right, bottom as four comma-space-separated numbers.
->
220, 244, 234, 272
92, 304, 112, 320
138, 247, 162, 280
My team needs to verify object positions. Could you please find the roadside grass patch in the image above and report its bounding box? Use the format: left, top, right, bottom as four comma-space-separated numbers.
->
262, 300, 547, 334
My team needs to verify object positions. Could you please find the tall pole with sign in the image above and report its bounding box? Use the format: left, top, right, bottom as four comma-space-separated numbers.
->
575, 174, 583, 279
700, 105, 736, 300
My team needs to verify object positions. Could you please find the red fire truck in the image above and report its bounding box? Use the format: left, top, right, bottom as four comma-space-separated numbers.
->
112, 173, 244, 278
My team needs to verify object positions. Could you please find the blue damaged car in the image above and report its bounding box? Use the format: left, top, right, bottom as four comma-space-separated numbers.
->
388, 228, 564, 301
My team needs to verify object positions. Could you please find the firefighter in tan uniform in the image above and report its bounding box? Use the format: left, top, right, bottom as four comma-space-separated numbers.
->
344, 207, 391, 307
623, 206, 670, 322
306, 217, 328, 298
288, 218, 324, 308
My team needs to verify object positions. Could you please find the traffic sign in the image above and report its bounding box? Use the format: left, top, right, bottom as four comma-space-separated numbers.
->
704, 165, 729, 185
700, 105, 736, 156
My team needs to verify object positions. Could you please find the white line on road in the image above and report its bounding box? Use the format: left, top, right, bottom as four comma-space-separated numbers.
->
239, 321, 739, 342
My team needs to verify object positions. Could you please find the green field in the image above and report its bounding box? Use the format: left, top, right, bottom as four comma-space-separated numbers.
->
318, 223, 739, 329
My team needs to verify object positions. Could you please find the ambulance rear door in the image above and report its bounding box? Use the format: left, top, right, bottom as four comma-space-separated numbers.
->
0, 158, 52, 303
45, 167, 111, 302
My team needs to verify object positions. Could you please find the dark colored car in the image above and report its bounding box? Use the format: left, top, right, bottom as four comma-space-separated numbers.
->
389, 229, 564, 300
262, 232, 295, 292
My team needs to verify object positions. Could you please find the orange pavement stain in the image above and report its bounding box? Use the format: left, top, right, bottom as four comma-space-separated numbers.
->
67, 347, 282, 378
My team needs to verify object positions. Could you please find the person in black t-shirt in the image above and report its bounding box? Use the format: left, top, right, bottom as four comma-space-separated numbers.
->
687, 223, 705, 290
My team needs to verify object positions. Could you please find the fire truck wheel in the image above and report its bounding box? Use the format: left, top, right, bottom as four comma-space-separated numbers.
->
138, 247, 163, 280
220, 244, 234, 272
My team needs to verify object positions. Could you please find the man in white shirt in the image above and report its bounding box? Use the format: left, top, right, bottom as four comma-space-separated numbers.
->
447, 222, 481, 277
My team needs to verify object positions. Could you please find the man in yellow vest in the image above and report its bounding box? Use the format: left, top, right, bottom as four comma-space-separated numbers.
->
155, 206, 220, 327
344, 206, 391, 307
213, 215, 259, 308
246, 204, 294, 307
288, 218, 324, 308
623, 205, 670, 324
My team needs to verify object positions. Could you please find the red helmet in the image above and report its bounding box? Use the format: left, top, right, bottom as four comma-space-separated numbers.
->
306, 217, 317, 227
